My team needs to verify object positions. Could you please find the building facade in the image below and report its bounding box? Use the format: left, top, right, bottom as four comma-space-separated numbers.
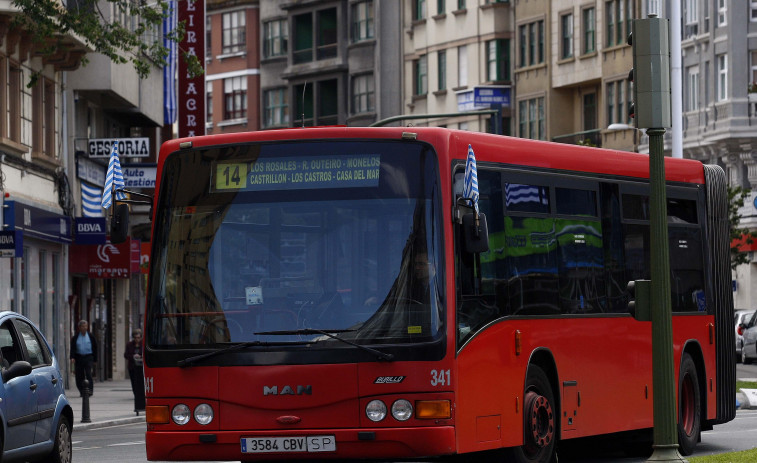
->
206, 0, 261, 134
676, 0, 757, 310
259, 0, 402, 129
0, 7, 87, 375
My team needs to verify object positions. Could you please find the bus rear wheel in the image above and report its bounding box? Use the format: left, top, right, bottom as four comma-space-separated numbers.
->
677, 352, 701, 456
506, 365, 557, 463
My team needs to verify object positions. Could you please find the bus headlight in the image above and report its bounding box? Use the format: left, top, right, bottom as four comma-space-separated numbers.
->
365, 400, 387, 422
172, 404, 191, 425
194, 403, 214, 425
391, 399, 413, 421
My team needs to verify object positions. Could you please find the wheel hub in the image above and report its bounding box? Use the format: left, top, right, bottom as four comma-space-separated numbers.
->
525, 390, 554, 449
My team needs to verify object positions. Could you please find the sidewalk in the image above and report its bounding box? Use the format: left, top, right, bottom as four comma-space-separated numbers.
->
65, 379, 145, 431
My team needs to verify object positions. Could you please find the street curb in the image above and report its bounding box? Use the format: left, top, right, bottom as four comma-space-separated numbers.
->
73, 415, 145, 431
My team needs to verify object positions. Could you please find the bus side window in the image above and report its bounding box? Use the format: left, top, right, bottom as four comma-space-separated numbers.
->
455, 169, 504, 343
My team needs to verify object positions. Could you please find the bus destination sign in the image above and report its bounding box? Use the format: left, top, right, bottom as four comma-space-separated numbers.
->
213, 154, 380, 192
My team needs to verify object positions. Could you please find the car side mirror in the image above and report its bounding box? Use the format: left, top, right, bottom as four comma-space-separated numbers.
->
2, 360, 32, 382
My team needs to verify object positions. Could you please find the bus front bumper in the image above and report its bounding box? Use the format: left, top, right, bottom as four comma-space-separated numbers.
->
146, 426, 455, 461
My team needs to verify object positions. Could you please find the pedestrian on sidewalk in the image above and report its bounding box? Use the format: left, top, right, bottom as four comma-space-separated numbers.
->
124, 329, 145, 414
70, 320, 98, 397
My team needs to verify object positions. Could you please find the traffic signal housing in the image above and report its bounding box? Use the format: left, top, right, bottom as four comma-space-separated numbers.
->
627, 280, 651, 322
629, 16, 671, 129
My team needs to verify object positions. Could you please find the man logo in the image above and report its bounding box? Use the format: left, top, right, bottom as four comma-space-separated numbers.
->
263, 385, 312, 396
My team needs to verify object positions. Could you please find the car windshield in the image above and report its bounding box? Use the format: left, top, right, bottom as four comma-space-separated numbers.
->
147, 140, 445, 350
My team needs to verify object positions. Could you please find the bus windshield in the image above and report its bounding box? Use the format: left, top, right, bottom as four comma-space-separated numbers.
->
147, 140, 444, 355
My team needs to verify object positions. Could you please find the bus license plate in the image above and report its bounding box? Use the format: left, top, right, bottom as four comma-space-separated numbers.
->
240, 436, 336, 453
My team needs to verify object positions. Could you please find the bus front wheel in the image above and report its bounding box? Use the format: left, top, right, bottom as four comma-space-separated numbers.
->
506, 365, 557, 463
677, 352, 701, 456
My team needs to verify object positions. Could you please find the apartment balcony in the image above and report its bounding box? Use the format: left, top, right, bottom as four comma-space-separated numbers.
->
552, 129, 602, 148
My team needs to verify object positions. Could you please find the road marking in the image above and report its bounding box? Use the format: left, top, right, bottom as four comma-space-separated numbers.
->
107, 441, 145, 447
73, 446, 101, 450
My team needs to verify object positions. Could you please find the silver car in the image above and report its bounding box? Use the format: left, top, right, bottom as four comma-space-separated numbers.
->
740, 310, 757, 364
736, 310, 756, 362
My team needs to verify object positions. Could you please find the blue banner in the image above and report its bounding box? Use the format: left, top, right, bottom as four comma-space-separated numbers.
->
0, 231, 23, 258
3, 201, 72, 244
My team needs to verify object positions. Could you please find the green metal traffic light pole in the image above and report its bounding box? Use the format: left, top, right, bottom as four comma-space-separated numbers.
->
646, 127, 687, 463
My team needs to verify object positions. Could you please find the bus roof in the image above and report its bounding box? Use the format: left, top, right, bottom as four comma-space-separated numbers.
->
162, 127, 705, 185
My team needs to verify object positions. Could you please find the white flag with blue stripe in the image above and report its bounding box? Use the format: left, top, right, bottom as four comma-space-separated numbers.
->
101, 141, 126, 209
463, 144, 479, 213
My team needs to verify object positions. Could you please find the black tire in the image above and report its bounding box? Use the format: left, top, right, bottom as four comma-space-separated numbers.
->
44, 416, 72, 463
505, 365, 557, 463
677, 353, 701, 456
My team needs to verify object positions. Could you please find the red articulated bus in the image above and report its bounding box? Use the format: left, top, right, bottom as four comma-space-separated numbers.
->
138, 127, 735, 462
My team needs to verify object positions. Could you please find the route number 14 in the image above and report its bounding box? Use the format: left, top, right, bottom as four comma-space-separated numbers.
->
430, 369, 451, 387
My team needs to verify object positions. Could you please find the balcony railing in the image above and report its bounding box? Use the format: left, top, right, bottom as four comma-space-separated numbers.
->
552, 129, 602, 147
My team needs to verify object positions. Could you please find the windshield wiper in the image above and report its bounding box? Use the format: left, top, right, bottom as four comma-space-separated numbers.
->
178, 340, 310, 368
255, 329, 395, 362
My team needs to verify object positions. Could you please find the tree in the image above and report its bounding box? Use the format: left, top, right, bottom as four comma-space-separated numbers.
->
728, 185, 757, 270
12, 0, 202, 80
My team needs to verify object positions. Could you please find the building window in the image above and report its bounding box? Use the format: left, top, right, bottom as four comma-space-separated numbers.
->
518, 97, 545, 140
606, 79, 632, 125
294, 8, 337, 63
294, 79, 339, 126
414, 55, 428, 96
414, 0, 426, 20
263, 87, 289, 127
751, 0, 757, 22
351, 1, 374, 42
686, 66, 699, 111
438, 50, 446, 90
457, 45, 468, 87
206, 81, 213, 122
486, 39, 509, 81
518, 20, 545, 67
458, 0, 466, 10
717, 54, 727, 101
223, 76, 247, 120
20, 67, 31, 147
684, 0, 698, 38
263, 19, 288, 58
751, 51, 757, 89
222, 10, 246, 54
437, 0, 445, 15
206, 16, 212, 57
606, 0, 631, 47
351, 74, 375, 114
583, 7, 595, 54
560, 13, 573, 59
718, 0, 727, 26
583, 93, 597, 130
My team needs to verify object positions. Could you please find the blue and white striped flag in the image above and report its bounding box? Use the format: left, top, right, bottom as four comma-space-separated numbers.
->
81, 183, 104, 217
101, 142, 126, 209
463, 144, 479, 213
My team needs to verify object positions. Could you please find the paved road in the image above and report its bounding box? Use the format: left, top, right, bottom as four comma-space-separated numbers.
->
73, 409, 757, 463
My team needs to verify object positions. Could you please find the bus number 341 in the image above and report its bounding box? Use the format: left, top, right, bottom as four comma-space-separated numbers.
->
430, 369, 451, 387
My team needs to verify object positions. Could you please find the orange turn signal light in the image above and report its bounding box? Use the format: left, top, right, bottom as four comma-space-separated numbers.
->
146, 405, 170, 424
415, 400, 451, 419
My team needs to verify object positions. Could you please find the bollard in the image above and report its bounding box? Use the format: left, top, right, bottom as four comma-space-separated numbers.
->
81, 379, 92, 423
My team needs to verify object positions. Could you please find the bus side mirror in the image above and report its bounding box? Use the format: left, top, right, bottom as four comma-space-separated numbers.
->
462, 212, 489, 254
110, 203, 130, 244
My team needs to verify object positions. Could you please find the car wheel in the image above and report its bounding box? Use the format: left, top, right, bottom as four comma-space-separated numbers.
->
504, 365, 557, 463
43, 416, 72, 463
677, 353, 701, 456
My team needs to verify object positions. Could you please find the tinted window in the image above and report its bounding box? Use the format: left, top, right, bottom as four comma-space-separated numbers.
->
505, 183, 550, 214
0, 322, 21, 369
556, 188, 597, 217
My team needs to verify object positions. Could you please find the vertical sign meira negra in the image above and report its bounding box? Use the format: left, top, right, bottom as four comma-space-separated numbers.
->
178, 0, 206, 138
